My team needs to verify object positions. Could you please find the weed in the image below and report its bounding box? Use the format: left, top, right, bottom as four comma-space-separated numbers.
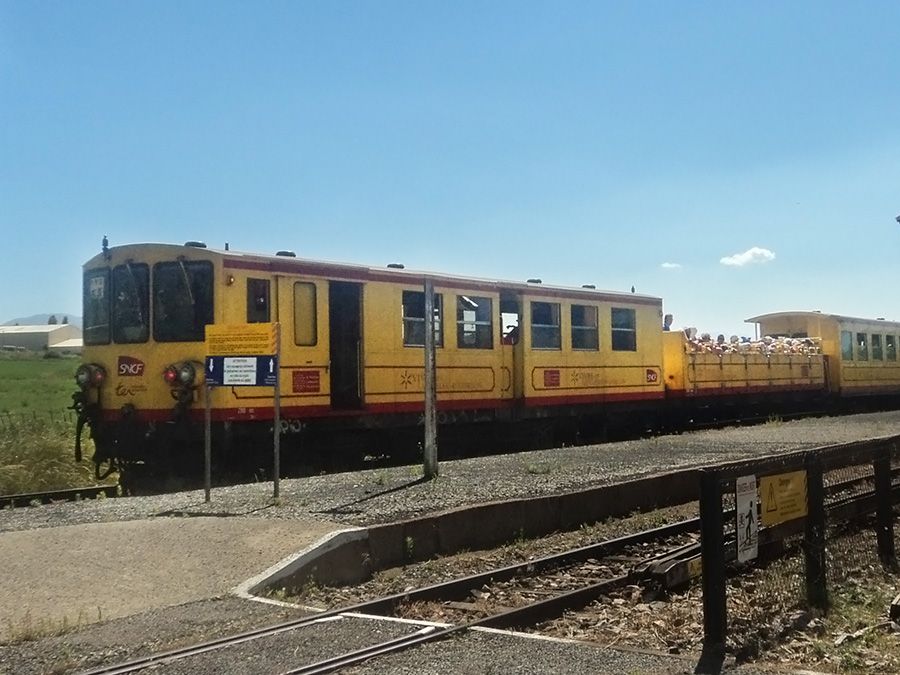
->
405, 536, 415, 559
267, 586, 289, 602
300, 573, 320, 598
524, 460, 559, 475
515, 527, 526, 544
765, 414, 783, 426
4, 608, 91, 643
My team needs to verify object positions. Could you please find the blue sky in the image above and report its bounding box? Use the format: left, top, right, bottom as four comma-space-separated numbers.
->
2, 2, 900, 336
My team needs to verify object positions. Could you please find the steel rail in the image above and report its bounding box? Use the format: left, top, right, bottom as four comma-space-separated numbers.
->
78, 467, 898, 675
1, 484, 118, 508
76, 517, 699, 675
284, 572, 640, 675
289, 542, 700, 674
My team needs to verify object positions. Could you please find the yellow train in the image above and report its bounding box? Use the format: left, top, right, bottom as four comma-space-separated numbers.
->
71, 240, 900, 483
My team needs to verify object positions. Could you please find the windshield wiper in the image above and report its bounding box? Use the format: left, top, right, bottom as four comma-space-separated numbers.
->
124, 261, 146, 327
177, 257, 196, 306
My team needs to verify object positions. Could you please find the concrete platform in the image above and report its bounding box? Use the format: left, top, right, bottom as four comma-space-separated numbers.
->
0, 515, 343, 641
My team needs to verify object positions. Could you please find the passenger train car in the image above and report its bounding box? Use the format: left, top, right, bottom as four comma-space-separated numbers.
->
72, 240, 665, 481
71, 240, 900, 483
747, 311, 900, 398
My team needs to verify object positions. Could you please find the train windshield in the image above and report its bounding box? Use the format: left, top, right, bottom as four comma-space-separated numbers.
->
112, 263, 149, 343
83, 268, 111, 345
152, 260, 214, 342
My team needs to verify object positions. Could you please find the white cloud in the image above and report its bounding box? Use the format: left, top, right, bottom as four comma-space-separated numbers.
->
720, 247, 776, 267
660, 262, 682, 269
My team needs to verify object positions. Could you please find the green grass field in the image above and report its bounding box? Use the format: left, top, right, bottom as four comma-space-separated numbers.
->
0, 352, 78, 415
0, 352, 99, 494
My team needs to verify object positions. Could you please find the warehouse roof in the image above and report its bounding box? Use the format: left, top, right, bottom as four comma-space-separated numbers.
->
0, 324, 75, 334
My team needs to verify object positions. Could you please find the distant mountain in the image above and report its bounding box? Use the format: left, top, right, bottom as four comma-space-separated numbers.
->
3, 314, 82, 328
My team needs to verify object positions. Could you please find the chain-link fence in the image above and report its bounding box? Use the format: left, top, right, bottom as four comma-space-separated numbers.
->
696, 438, 899, 672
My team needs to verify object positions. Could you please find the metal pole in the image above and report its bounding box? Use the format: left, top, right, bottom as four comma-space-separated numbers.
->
804, 452, 828, 611
423, 278, 438, 479
273, 323, 281, 500
874, 445, 896, 568
204, 382, 212, 503
697, 469, 725, 673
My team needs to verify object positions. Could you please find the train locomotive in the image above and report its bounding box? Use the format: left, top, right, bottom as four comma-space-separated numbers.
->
71, 240, 900, 486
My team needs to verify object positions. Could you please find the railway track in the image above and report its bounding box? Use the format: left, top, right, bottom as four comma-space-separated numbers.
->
68, 462, 900, 674
77, 518, 698, 675
1, 484, 119, 508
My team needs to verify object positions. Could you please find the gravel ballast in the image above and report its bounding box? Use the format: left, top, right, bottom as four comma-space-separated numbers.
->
1, 410, 898, 674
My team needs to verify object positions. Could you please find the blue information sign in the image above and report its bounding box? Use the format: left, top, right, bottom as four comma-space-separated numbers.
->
205, 355, 278, 387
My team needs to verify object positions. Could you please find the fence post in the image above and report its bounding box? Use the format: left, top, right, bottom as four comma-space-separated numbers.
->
874, 444, 896, 569
804, 452, 828, 611
697, 469, 726, 672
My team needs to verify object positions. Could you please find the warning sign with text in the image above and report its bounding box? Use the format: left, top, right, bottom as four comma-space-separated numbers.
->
736, 474, 758, 562
760, 470, 808, 526
206, 323, 278, 357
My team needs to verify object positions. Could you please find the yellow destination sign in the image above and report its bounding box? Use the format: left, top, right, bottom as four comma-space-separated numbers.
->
206, 323, 279, 357
760, 470, 808, 526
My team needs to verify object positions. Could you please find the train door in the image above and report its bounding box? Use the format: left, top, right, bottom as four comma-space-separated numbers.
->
500, 291, 524, 402
329, 281, 363, 409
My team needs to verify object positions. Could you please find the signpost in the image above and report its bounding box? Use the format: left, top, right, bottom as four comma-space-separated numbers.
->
204, 323, 281, 502
423, 278, 438, 479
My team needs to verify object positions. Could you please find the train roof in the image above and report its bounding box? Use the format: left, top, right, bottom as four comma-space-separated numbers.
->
89, 241, 663, 307
746, 311, 900, 329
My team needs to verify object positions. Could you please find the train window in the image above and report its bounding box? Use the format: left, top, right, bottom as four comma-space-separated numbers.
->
293, 282, 317, 346
856, 333, 868, 361
887, 336, 897, 361
531, 302, 561, 350
611, 307, 637, 351
112, 263, 149, 344
500, 295, 520, 345
402, 291, 443, 347
83, 268, 111, 345
841, 331, 853, 361
571, 305, 599, 350
152, 260, 214, 342
457, 296, 493, 349
247, 278, 270, 323
872, 334, 883, 361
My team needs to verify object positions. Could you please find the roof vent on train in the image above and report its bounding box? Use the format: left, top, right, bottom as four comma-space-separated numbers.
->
387, 263, 405, 269
526, 278, 542, 284
582, 284, 596, 289
276, 250, 297, 257
184, 241, 207, 248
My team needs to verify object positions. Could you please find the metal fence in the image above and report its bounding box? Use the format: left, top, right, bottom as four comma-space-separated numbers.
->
696, 437, 898, 672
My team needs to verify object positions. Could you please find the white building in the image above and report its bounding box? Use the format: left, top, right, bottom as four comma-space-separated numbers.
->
0, 324, 83, 354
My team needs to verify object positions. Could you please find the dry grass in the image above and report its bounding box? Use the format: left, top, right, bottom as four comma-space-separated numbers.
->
0, 416, 97, 494
0, 353, 104, 494
3, 606, 102, 644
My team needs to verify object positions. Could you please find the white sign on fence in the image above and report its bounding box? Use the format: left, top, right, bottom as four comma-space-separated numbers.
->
736, 474, 759, 563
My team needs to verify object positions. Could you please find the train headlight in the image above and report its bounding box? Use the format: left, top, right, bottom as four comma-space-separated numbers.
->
75, 365, 92, 389
163, 366, 179, 385
92, 366, 106, 386
75, 364, 106, 390
163, 362, 197, 387
178, 362, 196, 385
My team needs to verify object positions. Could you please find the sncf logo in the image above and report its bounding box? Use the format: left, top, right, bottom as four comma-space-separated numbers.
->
118, 356, 145, 377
